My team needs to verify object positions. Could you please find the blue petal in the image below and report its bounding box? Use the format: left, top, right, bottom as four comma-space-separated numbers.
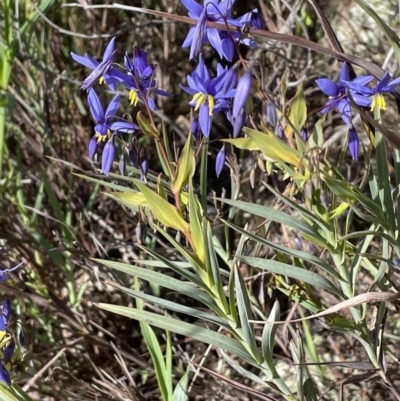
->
182, 28, 196, 49
103, 75, 117, 91
81, 55, 114, 91
351, 93, 372, 107
0, 363, 11, 386
199, 103, 212, 137
352, 75, 374, 86
383, 75, 400, 92
348, 127, 359, 160
70, 53, 98, 69
103, 37, 116, 61
88, 89, 105, 123
376, 72, 391, 92
134, 47, 149, 75
233, 70, 252, 117
207, 28, 224, 59
180, 84, 198, 96
221, 39, 234, 61
105, 93, 120, 120
338, 63, 349, 84
154, 88, 173, 97
181, 0, 203, 17
316, 78, 339, 97
215, 145, 226, 177
95, 124, 108, 137
233, 109, 246, 138
89, 136, 98, 160
345, 81, 374, 95
101, 138, 116, 174
190, 10, 207, 60
195, 55, 211, 86
110, 121, 139, 132
338, 98, 352, 126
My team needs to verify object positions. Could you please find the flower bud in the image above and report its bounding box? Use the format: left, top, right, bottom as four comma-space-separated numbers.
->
266, 101, 277, 127
191, 117, 200, 140
349, 127, 359, 160
233, 70, 252, 117
251, 11, 265, 30
129, 144, 139, 167
215, 146, 226, 177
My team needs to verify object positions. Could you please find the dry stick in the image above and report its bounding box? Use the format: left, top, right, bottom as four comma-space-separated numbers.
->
64, 3, 388, 79
23, 348, 66, 391
249, 291, 400, 325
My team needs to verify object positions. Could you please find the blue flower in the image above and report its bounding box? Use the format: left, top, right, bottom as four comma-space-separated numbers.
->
316, 63, 373, 126
71, 37, 119, 91
345, 72, 400, 111
88, 90, 138, 143
116, 47, 172, 111
181, 0, 257, 61
181, 55, 232, 137
266, 101, 277, 127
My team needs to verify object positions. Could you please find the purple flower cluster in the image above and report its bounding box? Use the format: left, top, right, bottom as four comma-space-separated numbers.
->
71, 40, 172, 174
316, 63, 400, 159
71, 1, 264, 177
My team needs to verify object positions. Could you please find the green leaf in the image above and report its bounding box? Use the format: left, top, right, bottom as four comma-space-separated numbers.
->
287, 82, 307, 136
221, 218, 342, 281
243, 127, 303, 166
96, 306, 255, 364
108, 191, 148, 207
108, 283, 231, 330
222, 138, 258, 151
173, 364, 190, 401
188, 181, 205, 264
133, 179, 190, 236
172, 134, 195, 194
94, 259, 218, 311
141, 322, 170, 400
262, 301, 280, 366
137, 111, 160, 138
234, 266, 262, 363
240, 256, 343, 297
216, 198, 319, 238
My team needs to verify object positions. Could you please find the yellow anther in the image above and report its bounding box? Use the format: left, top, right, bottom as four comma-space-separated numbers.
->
371, 94, 386, 111
95, 130, 112, 141
208, 95, 215, 116
191, 92, 215, 115
129, 90, 140, 106
99, 77, 106, 85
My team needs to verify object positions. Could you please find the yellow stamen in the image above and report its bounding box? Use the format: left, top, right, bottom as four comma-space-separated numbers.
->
99, 77, 106, 85
191, 92, 215, 116
371, 94, 386, 111
129, 90, 140, 106
95, 130, 112, 141
208, 95, 215, 116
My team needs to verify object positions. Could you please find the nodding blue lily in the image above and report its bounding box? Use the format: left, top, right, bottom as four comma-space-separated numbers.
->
344, 71, 400, 111
180, 55, 234, 137
88, 90, 138, 143
116, 47, 171, 111
181, 0, 257, 61
71, 37, 119, 91
316, 63, 373, 126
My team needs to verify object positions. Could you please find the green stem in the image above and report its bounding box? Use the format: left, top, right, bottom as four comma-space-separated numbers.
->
200, 139, 209, 214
